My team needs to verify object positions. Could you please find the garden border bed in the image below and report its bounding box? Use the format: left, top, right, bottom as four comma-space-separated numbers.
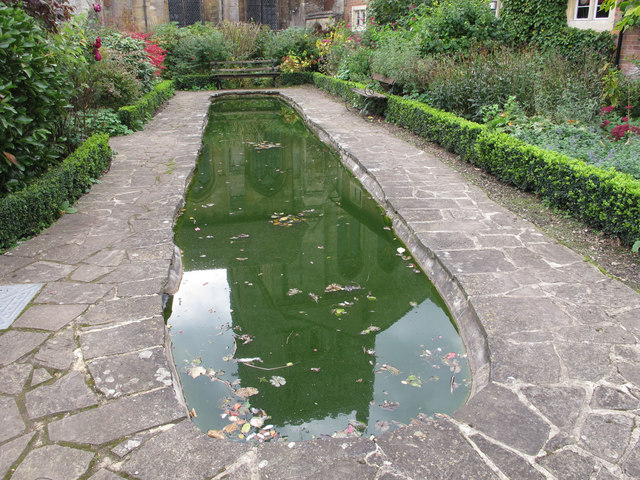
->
313, 73, 640, 246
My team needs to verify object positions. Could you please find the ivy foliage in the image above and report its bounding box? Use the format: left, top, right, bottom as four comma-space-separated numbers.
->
501, 0, 614, 60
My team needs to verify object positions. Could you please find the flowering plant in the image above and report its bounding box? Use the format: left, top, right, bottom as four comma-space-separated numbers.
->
127, 32, 167, 76
599, 105, 640, 142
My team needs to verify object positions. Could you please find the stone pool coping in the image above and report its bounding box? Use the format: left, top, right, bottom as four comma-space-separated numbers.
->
0, 87, 639, 479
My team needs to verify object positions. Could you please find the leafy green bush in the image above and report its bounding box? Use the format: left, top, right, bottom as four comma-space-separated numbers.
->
100, 31, 157, 93
513, 123, 640, 180
313, 73, 387, 116
220, 21, 269, 59
366, 0, 434, 27
88, 49, 142, 110
118, 80, 175, 130
174, 74, 217, 90
264, 27, 319, 62
412, 0, 506, 56
313, 75, 640, 244
0, 3, 75, 192
0, 134, 112, 250
163, 28, 229, 77
386, 95, 485, 159
474, 131, 640, 243
337, 47, 372, 82
280, 72, 314, 86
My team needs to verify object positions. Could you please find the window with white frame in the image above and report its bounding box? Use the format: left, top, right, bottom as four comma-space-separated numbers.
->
352, 5, 366, 31
575, 0, 610, 20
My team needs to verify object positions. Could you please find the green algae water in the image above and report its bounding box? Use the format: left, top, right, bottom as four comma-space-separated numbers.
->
167, 96, 470, 442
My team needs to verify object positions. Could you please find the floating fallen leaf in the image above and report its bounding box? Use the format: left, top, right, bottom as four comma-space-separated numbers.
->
241, 422, 252, 434
409, 301, 418, 307
287, 288, 302, 296
309, 293, 319, 302
332, 308, 347, 316
444, 352, 457, 360
250, 416, 265, 428
325, 283, 343, 292
207, 429, 225, 439
270, 375, 286, 387
310, 367, 321, 372
397, 247, 405, 254
224, 423, 239, 434
236, 257, 248, 261
379, 364, 400, 375
189, 408, 197, 417
236, 357, 263, 364
235, 387, 259, 398
380, 400, 400, 410
402, 374, 422, 387
188, 366, 207, 378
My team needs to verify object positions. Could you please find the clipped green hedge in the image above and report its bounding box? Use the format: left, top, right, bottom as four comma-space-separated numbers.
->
474, 131, 640, 244
313, 73, 387, 116
280, 72, 314, 86
0, 134, 112, 251
386, 96, 485, 160
313, 74, 640, 245
118, 80, 175, 131
174, 74, 216, 90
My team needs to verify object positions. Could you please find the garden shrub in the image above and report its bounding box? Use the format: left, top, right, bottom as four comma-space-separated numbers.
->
0, 134, 112, 250
118, 80, 175, 130
313, 73, 387, 116
312, 74, 640, 245
220, 21, 268, 59
366, 0, 434, 27
88, 49, 142, 110
174, 74, 217, 90
386, 95, 485, 159
280, 72, 314, 86
163, 28, 229, 77
412, 0, 506, 56
100, 31, 157, 93
263, 27, 319, 62
336, 47, 373, 83
0, 3, 76, 192
474, 131, 640, 244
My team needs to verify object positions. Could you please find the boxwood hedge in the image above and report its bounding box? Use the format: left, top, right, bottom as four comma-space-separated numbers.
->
118, 80, 175, 131
313, 74, 640, 245
0, 134, 112, 251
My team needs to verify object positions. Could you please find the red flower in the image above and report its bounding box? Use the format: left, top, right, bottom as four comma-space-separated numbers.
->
93, 3, 101, 12
600, 120, 610, 128
600, 106, 615, 115
625, 105, 634, 110
94, 52, 102, 61
622, 116, 629, 122
611, 123, 630, 141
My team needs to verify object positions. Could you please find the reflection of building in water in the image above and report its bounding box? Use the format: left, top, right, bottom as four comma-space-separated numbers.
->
175, 99, 445, 427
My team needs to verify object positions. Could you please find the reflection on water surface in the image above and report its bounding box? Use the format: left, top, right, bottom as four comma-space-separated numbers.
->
168, 96, 470, 442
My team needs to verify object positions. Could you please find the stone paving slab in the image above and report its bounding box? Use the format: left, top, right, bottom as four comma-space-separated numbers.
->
1, 88, 639, 479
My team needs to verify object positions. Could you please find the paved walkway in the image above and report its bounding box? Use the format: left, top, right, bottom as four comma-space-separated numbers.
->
1, 87, 639, 480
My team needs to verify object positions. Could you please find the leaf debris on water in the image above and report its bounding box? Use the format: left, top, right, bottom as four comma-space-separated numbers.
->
269, 376, 286, 387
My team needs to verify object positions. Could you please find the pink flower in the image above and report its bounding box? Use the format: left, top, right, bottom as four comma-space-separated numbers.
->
600, 105, 615, 115
409, 3, 416, 9
93, 3, 101, 12
600, 120, 610, 128
622, 116, 629, 122
625, 105, 634, 110
94, 52, 102, 61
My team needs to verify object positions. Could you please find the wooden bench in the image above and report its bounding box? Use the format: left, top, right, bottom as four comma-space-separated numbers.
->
372, 73, 396, 92
211, 59, 279, 89
349, 87, 387, 116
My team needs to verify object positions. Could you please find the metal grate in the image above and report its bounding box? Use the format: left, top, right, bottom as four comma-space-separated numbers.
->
168, 0, 202, 26
246, 0, 277, 29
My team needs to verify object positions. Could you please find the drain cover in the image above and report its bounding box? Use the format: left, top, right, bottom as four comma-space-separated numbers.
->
0, 284, 43, 329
